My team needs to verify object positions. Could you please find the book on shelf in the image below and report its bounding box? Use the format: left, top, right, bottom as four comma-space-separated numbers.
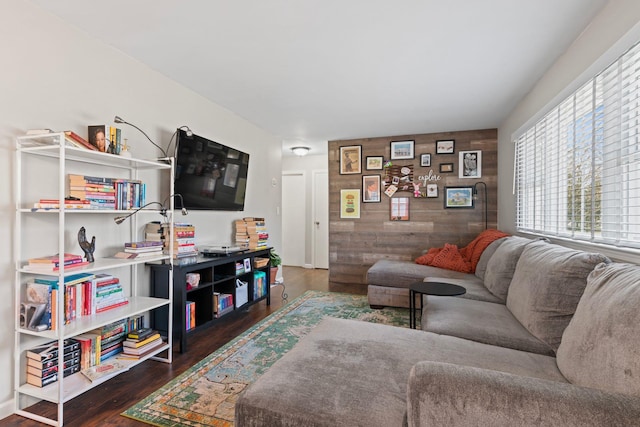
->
33, 198, 91, 210
113, 251, 162, 259
64, 131, 99, 151
121, 336, 163, 355
81, 360, 129, 383
26, 355, 80, 378
26, 339, 80, 362
124, 241, 164, 249
27, 253, 83, 265
26, 349, 80, 370
122, 332, 161, 348
26, 363, 80, 388
75, 332, 101, 368
127, 327, 155, 340
124, 246, 164, 253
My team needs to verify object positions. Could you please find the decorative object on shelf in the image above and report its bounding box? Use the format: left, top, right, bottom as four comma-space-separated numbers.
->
114, 115, 168, 157
439, 163, 454, 173
362, 175, 381, 203
426, 183, 438, 198
113, 194, 188, 225
340, 189, 361, 218
390, 140, 414, 160
420, 153, 431, 167
366, 156, 384, 170
459, 150, 482, 178
291, 146, 310, 156
390, 197, 410, 220
119, 138, 132, 158
473, 181, 488, 229
77, 226, 96, 262
339, 145, 362, 174
88, 125, 107, 152
436, 139, 455, 154
444, 186, 474, 208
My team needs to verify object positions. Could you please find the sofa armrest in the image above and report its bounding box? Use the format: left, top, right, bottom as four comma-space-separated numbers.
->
407, 361, 640, 427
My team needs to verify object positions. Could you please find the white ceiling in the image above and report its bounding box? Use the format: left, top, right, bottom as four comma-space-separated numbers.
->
30, 0, 607, 156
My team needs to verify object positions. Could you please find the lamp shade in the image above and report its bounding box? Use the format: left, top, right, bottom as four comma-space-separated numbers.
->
291, 146, 310, 156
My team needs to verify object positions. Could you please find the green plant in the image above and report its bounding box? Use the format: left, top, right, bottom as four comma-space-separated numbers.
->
269, 249, 282, 267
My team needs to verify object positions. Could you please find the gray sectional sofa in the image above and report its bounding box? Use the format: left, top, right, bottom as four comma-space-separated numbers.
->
235, 236, 640, 426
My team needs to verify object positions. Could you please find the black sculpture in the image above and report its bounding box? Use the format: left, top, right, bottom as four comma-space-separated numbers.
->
78, 226, 96, 263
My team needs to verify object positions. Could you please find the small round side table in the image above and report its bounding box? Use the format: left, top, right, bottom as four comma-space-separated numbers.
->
409, 281, 467, 329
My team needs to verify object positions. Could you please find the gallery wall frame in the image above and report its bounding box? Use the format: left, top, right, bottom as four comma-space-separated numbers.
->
362, 175, 381, 203
420, 153, 431, 167
439, 162, 454, 173
436, 139, 455, 154
426, 183, 438, 198
444, 186, 474, 208
340, 189, 361, 218
390, 140, 415, 160
340, 145, 362, 174
366, 156, 384, 170
459, 150, 482, 178
390, 197, 410, 220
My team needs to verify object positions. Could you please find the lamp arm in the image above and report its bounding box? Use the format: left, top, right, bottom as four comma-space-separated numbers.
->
123, 120, 167, 157
114, 201, 165, 225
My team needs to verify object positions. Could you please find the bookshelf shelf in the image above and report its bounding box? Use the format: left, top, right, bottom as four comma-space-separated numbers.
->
14, 132, 174, 426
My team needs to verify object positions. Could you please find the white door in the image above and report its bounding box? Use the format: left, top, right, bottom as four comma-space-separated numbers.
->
281, 172, 306, 267
313, 170, 329, 269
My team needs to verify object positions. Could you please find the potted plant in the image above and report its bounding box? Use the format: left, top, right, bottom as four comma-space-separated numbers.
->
269, 249, 282, 283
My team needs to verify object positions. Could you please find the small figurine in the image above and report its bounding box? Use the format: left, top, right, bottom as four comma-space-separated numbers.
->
78, 226, 96, 263
413, 182, 421, 198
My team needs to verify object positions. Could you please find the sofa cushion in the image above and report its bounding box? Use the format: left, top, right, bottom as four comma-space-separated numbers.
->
483, 236, 531, 301
367, 259, 477, 289
423, 277, 503, 304
423, 295, 554, 355
506, 241, 609, 352
474, 237, 507, 281
235, 318, 565, 427
557, 262, 640, 397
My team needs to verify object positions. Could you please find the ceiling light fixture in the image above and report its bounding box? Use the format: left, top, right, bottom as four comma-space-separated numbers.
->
291, 146, 310, 156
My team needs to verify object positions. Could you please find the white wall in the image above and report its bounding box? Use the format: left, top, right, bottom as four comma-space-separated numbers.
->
282, 153, 328, 267
498, 0, 640, 245
0, 0, 282, 418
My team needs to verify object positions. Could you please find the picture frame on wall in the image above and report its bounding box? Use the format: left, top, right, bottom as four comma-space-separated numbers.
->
366, 156, 384, 170
390, 197, 410, 220
420, 153, 431, 167
459, 150, 482, 178
362, 175, 381, 203
426, 184, 438, 198
340, 145, 362, 174
436, 139, 455, 154
390, 140, 415, 160
340, 189, 361, 218
444, 186, 474, 208
439, 162, 454, 173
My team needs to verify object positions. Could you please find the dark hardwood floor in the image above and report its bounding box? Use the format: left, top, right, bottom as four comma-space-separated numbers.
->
3, 266, 354, 426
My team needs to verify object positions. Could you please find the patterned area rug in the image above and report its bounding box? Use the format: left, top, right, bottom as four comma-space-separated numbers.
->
122, 290, 408, 426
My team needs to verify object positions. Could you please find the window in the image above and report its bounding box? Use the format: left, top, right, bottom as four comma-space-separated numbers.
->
515, 41, 640, 249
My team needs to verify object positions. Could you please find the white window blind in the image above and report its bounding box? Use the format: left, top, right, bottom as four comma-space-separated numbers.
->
515, 41, 640, 249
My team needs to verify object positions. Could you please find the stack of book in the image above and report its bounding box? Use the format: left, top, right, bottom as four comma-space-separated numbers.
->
213, 292, 234, 318
114, 178, 145, 210
74, 331, 101, 369
93, 273, 128, 313
24, 253, 89, 273
93, 319, 127, 362
121, 328, 164, 359
64, 131, 99, 151
235, 217, 269, 250
68, 174, 117, 210
116, 240, 164, 259
25, 339, 81, 387
162, 222, 197, 258
32, 198, 91, 210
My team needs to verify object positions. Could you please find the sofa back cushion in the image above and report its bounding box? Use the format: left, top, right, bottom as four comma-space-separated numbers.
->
482, 236, 531, 301
474, 237, 506, 281
557, 262, 640, 397
506, 240, 609, 352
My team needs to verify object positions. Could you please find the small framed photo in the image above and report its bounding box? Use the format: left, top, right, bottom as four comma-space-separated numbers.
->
340, 145, 362, 174
459, 150, 482, 178
420, 153, 431, 167
362, 175, 381, 203
390, 140, 415, 160
366, 156, 384, 170
436, 139, 455, 154
444, 186, 474, 208
426, 184, 438, 198
390, 197, 410, 221
439, 163, 454, 173
243, 258, 252, 272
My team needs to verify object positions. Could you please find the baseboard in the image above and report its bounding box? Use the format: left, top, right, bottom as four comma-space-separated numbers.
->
0, 399, 15, 421
304, 264, 313, 269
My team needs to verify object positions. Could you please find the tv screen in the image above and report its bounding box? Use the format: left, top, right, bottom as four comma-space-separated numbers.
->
174, 129, 249, 211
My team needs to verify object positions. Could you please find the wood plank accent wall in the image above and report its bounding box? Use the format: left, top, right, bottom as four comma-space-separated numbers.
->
328, 128, 498, 287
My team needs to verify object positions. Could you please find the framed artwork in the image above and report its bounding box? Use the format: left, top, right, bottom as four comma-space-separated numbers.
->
390, 140, 415, 160
390, 197, 410, 221
439, 163, 454, 173
444, 186, 474, 208
420, 153, 431, 167
459, 150, 482, 178
340, 189, 361, 218
340, 145, 362, 174
436, 139, 455, 154
362, 175, 381, 203
366, 156, 384, 170
88, 125, 107, 152
426, 184, 438, 198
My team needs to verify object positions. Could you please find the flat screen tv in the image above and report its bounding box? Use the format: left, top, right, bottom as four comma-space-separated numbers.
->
174, 129, 249, 211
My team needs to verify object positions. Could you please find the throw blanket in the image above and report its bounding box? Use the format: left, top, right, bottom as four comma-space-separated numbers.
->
415, 229, 510, 273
